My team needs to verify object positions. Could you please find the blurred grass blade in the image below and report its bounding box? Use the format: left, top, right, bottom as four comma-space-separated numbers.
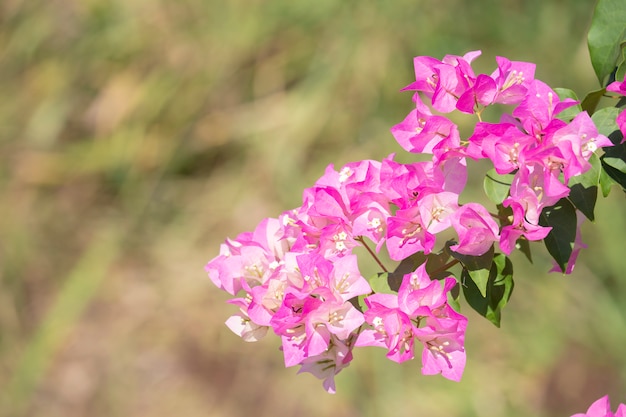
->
3, 227, 120, 415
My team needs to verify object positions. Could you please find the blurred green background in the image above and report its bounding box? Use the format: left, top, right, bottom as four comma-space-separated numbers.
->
1, 0, 625, 416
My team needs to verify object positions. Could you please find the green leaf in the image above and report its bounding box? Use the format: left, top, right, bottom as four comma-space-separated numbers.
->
461, 254, 514, 327
591, 107, 620, 137
538, 198, 577, 273
601, 157, 626, 191
483, 168, 514, 204
465, 267, 490, 298
568, 153, 601, 221
617, 44, 626, 83
388, 250, 452, 290
447, 244, 494, 297
351, 294, 368, 313
516, 238, 533, 263
448, 282, 461, 312
599, 161, 616, 197
487, 254, 515, 326
568, 183, 597, 222
447, 242, 494, 271
600, 130, 626, 192
369, 272, 395, 294
603, 156, 626, 173
581, 88, 606, 116
496, 202, 512, 225
554, 88, 582, 121
587, 0, 626, 86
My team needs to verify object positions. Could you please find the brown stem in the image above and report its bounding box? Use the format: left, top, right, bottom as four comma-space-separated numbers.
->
431, 259, 460, 275
356, 236, 389, 273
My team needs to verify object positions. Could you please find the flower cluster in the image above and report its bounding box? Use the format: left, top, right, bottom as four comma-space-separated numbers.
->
206, 157, 466, 393
206, 51, 613, 393
391, 51, 611, 271
571, 395, 626, 417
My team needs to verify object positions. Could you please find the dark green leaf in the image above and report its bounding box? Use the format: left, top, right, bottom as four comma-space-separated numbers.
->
461, 254, 514, 327
516, 238, 533, 263
568, 184, 597, 222
604, 156, 626, 173
600, 130, 626, 192
461, 268, 486, 316
568, 153, 601, 221
351, 294, 369, 313
608, 128, 625, 146
465, 267, 490, 298
538, 198, 577, 273
601, 157, 626, 191
483, 168, 514, 204
389, 253, 426, 291
388, 250, 452, 290
587, 0, 626, 86
448, 244, 494, 297
496, 203, 513, 225
486, 254, 514, 327
554, 88, 582, 121
581, 88, 606, 116
447, 242, 494, 271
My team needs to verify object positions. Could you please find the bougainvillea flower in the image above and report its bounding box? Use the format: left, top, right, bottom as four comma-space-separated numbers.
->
449, 203, 500, 256
386, 205, 436, 260
391, 97, 434, 153
207, 49, 614, 394
466, 122, 534, 174
401, 55, 443, 94
491, 56, 536, 105
357, 267, 466, 371
431, 63, 471, 113
606, 75, 626, 96
546, 111, 612, 182
356, 292, 417, 363
549, 211, 587, 274
397, 264, 456, 314
393, 113, 460, 155
418, 191, 460, 234
456, 74, 498, 114
499, 200, 551, 255
297, 336, 353, 394
414, 306, 467, 381
513, 79, 578, 137
303, 297, 364, 356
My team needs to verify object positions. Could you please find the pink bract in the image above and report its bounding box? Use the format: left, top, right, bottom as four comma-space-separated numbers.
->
449, 203, 500, 256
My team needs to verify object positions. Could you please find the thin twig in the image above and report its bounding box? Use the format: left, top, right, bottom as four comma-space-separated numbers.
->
356, 236, 389, 273
431, 259, 460, 275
